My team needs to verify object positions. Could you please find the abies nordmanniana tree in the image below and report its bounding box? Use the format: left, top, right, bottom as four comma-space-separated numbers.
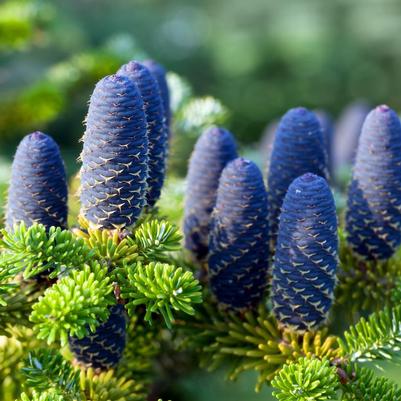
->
208, 157, 269, 310
6, 131, 68, 230
346, 105, 401, 261
267, 107, 328, 250
183, 126, 237, 261
272, 173, 338, 332
142, 59, 171, 135
117, 61, 168, 208
80, 74, 148, 230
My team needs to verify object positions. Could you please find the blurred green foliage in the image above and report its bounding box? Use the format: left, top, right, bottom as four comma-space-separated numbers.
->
3, 0, 401, 149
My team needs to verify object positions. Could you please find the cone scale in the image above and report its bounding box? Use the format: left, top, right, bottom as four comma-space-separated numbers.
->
208, 158, 269, 310
272, 173, 338, 332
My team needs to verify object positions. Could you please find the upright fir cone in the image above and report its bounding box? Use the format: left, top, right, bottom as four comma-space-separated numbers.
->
80, 74, 148, 230
6, 131, 68, 229
69, 305, 127, 370
183, 126, 237, 261
267, 107, 328, 249
332, 100, 369, 175
315, 110, 334, 174
346, 105, 401, 260
117, 61, 168, 207
272, 173, 338, 332
208, 158, 269, 310
142, 59, 170, 136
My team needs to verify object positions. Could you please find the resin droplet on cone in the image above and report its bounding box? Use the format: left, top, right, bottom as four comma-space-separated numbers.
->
267, 107, 328, 249
346, 105, 401, 260
80, 74, 148, 230
6, 131, 68, 229
117, 61, 168, 207
209, 158, 269, 310
183, 126, 237, 261
69, 305, 127, 370
272, 173, 338, 332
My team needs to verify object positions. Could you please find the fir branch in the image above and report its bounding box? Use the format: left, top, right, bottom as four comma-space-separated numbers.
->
0, 263, 20, 305
20, 390, 65, 401
75, 216, 139, 268
0, 283, 37, 335
271, 357, 339, 401
176, 96, 229, 137
0, 326, 45, 399
0, 223, 93, 279
20, 352, 147, 401
133, 220, 182, 262
79, 368, 146, 401
177, 303, 340, 391
336, 229, 401, 312
339, 305, 401, 362
341, 364, 401, 400
30, 263, 115, 346
119, 261, 202, 328
117, 316, 161, 380
21, 350, 80, 400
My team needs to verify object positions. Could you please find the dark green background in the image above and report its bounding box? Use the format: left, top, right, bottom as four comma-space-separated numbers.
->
3, 0, 401, 150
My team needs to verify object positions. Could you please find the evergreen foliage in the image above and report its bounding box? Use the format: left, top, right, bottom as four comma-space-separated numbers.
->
2, 52, 401, 400
271, 357, 339, 401
119, 261, 202, 328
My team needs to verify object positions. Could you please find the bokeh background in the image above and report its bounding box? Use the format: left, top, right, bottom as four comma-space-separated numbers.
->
2, 0, 401, 399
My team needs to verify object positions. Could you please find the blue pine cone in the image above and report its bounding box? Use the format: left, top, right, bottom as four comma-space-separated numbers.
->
267, 107, 328, 249
80, 74, 148, 229
69, 304, 127, 370
117, 61, 168, 207
208, 158, 269, 310
142, 59, 170, 133
6, 131, 68, 229
183, 126, 237, 261
272, 173, 338, 332
346, 105, 401, 261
